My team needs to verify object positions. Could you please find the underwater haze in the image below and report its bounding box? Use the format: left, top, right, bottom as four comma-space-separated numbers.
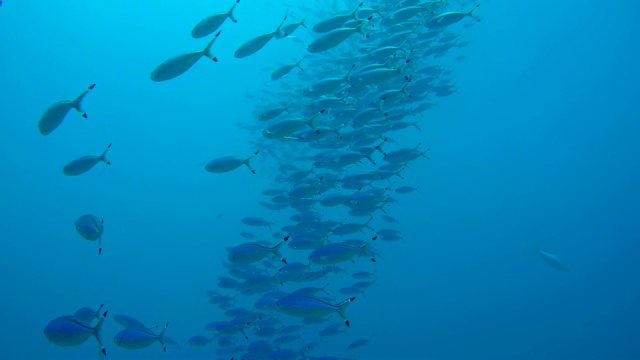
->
1, 0, 639, 359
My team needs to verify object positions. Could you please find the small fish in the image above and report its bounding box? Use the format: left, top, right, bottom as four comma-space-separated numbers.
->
43, 311, 108, 356
426, 5, 481, 29
113, 323, 169, 352
75, 214, 104, 254
72, 304, 104, 325
308, 18, 372, 53
205, 151, 259, 174
276, 294, 355, 326
38, 84, 96, 135
234, 16, 287, 58
188, 335, 213, 347
62, 143, 111, 176
113, 314, 155, 330
537, 248, 569, 271
394, 185, 420, 194
271, 56, 306, 80
312, 2, 363, 33
150, 31, 221, 82
348, 338, 371, 349
191, 0, 239, 39
227, 239, 287, 265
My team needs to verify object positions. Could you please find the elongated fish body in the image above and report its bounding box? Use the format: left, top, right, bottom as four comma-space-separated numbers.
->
112, 314, 153, 330
150, 31, 221, 82
271, 56, 305, 80
303, 65, 354, 97
275, 18, 307, 39
227, 241, 285, 264
538, 249, 569, 271
63, 143, 111, 176
258, 106, 289, 121
309, 243, 369, 264
43, 311, 108, 356
308, 20, 370, 53
72, 304, 104, 325
75, 214, 104, 254
312, 2, 363, 33
426, 5, 480, 29
234, 16, 287, 58
188, 335, 212, 346
262, 111, 324, 139
38, 84, 96, 135
276, 294, 355, 326
205, 151, 258, 174
113, 324, 168, 351
192, 0, 239, 39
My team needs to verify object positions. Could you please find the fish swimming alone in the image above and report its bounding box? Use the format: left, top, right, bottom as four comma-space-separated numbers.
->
62, 143, 111, 176
205, 151, 259, 174
191, 0, 239, 39
150, 31, 221, 82
38, 84, 96, 135
75, 214, 104, 254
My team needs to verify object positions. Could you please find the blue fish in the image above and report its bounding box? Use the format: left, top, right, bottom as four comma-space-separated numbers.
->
75, 214, 104, 254
43, 310, 108, 356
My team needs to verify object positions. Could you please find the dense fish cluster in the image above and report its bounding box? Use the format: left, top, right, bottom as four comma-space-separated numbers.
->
22, 0, 574, 359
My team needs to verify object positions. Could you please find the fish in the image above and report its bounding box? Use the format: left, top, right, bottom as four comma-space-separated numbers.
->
308, 242, 373, 265
227, 239, 287, 265
150, 31, 221, 82
112, 314, 155, 330
276, 17, 308, 38
113, 323, 169, 352
271, 56, 306, 80
240, 216, 273, 229
43, 311, 108, 356
426, 5, 481, 29
191, 0, 239, 39
74, 214, 104, 254
234, 16, 287, 58
72, 304, 104, 325
205, 151, 259, 174
62, 143, 111, 176
312, 2, 363, 33
276, 294, 356, 326
537, 249, 569, 271
38, 84, 96, 135
307, 18, 372, 53
348, 338, 371, 349
188, 335, 213, 346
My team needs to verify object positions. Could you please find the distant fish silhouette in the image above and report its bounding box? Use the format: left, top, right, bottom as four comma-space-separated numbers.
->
537, 248, 569, 271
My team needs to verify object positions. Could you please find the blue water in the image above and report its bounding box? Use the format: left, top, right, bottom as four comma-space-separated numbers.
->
1, 1, 639, 359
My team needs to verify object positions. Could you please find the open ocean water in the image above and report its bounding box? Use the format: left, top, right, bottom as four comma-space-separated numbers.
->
1, 1, 639, 359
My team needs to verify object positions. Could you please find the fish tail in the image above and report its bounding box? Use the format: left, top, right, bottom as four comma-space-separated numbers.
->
276, 14, 287, 36
337, 297, 356, 326
157, 323, 169, 352
295, 55, 306, 70
228, 0, 240, 23
100, 143, 112, 165
93, 310, 108, 356
204, 31, 222, 62
72, 83, 96, 118
351, 2, 364, 21
272, 240, 286, 259
469, 4, 481, 21
244, 151, 259, 174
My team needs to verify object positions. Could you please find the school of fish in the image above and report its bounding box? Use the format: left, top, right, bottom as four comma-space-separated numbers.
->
13, 0, 567, 358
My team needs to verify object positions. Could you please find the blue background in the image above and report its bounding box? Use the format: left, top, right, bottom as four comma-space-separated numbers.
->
1, 0, 639, 359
